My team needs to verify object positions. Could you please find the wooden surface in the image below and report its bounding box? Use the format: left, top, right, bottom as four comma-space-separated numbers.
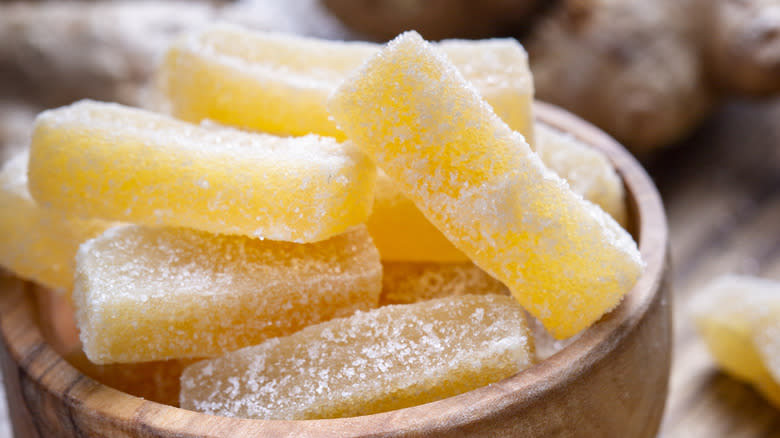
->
652, 97, 780, 437
0, 103, 671, 437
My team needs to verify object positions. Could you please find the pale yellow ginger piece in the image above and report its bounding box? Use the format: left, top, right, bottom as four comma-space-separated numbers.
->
369, 122, 629, 262
160, 24, 534, 143
0, 150, 110, 292
28, 100, 375, 243
329, 31, 643, 339
535, 122, 628, 227
691, 275, 780, 407
74, 224, 382, 364
755, 319, 780, 407
180, 294, 533, 420
380, 261, 507, 306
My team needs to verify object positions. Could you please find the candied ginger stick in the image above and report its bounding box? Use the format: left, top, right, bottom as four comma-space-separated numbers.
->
754, 318, 780, 408
0, 150, 111, 293
369, 122, 629, 262
691, 275, 780, 407
329, 31, 643, 339
534, 121, 628, 227
74, 224, 382, 364
180, 294, 534, 420
161, 24, 534, 143
28, 100, 375, 243
369, 169, 469, 262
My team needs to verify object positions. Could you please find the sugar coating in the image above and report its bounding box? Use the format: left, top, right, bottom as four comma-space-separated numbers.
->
691, 275, 780, 406
369, 123, 629, 262
329, 31, 643, 339
180, 294, 534, 420
74, 224, 382, 364
535, 122, 628, 227
437, 38, 535, 146
0, 150, 110, 293
160, 24, 534, 143
380, 261, 507, 306
28, 100, 375, 243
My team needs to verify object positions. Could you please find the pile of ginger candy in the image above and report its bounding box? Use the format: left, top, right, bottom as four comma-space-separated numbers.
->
0, 27, 643, 420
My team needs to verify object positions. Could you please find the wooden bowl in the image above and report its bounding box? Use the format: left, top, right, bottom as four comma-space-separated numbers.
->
0, 102, 671, 437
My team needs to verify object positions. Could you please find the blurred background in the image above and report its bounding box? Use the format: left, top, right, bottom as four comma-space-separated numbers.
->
0, 0, 778, 436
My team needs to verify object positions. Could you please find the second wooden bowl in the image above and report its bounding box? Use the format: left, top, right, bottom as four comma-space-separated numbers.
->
0, 102, 671, 437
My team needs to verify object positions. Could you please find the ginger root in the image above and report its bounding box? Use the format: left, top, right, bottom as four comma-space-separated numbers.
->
321, 0, 545, 41
704, 0, 780, 96
0, 0, 353, 108
525, 0, 779, 154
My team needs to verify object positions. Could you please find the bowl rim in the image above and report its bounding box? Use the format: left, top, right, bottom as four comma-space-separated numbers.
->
0, 101, 668, 437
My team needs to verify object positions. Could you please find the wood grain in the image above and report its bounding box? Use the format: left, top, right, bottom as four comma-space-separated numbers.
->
653, 97, 780, 438
0, 103, 671, 437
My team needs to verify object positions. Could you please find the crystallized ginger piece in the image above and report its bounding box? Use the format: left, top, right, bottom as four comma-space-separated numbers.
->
180, 294, 533, 420
0, 150, 110, 292
28, 100, 375, 243
161, 24, 534, 143
437, 38, 535, 144
535, 122, 628, 227
691, 275, 780, 407
330, 31, 643, 339
755, 319, 780, 407
380, 261, 507, 305
369, 169, 468, 262
74, 224, 381, 364
368, 123, 629, 261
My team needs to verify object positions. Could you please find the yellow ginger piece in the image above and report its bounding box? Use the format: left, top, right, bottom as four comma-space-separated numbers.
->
160, 24, 534, 142
380, 261, 507, 306
180, 294, 534, 420
691, 275, 780, 407
369, 169, 468, 262
330, 31, 643, 339
535, 122, 628, 227
28, 100, 375, 243
0, 150, 110, 292
74, 224, 382, 364
368, 122, 629, 262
